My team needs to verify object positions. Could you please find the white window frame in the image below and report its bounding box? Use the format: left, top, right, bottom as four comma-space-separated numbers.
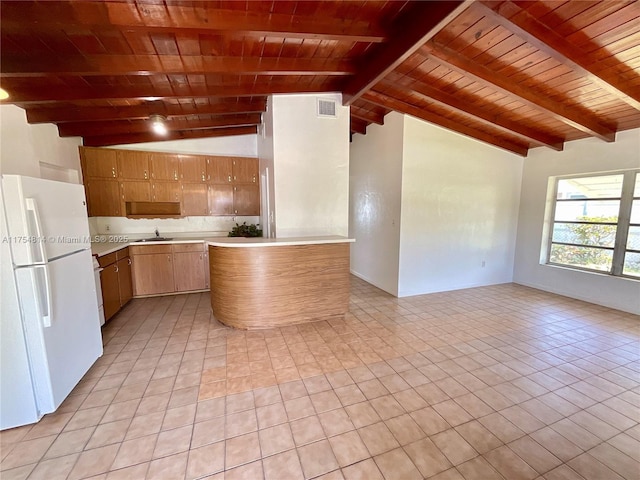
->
545, 169, 639, 278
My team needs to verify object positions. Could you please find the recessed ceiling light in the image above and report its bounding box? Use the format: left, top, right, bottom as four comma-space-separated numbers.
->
0, 88, 9, 100
149, 114, 168, 135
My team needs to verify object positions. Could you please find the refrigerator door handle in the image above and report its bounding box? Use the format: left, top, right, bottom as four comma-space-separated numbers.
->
24, 198, 47, 264
34, 264, 53, 328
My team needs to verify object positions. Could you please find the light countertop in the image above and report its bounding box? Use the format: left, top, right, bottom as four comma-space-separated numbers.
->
91, 232, 227, 257
207, 235, 355, 248
92, 234, 354, 256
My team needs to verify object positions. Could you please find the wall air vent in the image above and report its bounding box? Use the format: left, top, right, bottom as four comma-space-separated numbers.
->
317, 99, 337, 118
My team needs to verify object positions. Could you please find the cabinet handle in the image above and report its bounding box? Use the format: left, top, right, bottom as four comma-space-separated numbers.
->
201, 174, 206, 182
144, 170, 148, 179
199, 254, 203, 260
114, 265, 119, 273
168, 255, 171, 261
174, 172, 178, 180
228, 175, 231, 182
127, 258, 131, 265
111, 167, 116, 177
253, 175, 256, 182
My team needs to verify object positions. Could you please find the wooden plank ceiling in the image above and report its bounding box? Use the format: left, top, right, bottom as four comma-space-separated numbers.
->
1, 1, 639, 156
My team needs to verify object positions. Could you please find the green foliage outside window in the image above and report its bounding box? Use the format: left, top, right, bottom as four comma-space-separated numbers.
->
550, 216, 617, 271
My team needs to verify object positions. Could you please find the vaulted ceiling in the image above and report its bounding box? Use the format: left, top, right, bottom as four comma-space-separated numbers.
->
1, 1, 639, 156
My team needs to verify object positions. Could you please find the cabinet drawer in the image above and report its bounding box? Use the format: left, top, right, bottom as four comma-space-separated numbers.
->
130, 244, 173, 255
172, 243, 204, 253
116, 247, 130, 260
97, 252, 117, 268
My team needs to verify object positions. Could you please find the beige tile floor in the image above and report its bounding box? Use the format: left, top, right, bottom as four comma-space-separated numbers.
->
1, 277, 639, 480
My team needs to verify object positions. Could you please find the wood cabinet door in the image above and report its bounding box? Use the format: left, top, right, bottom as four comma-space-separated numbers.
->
181, 155, 207, 182
150, 153, 180, 181
182, 183, 208, 216
152, 182, 182, 203
206, 157, 233, 184
209, 184, 234, 215
100, 263, 120, 321
117, 151, 149, 180
232, 157, 258, 183
117, 257, 133, 306
233, 184, 260, 215
132, 253, 175, 296
82, 147, 118, 179
173, 252, 206, 292
121, 181, 151, 202
86, 180, 121, 216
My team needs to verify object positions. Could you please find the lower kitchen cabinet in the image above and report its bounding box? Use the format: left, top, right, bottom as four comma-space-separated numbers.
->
130, 245, 175, 296
100, 261, 120, 320
130, 243, 209, 296
98, 247, 133, 321
173, 244, 206, 292
117, 256, 133, 305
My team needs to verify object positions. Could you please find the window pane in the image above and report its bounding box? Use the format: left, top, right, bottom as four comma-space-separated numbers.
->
549, 244, 613, 272
554, 200, 619, 222
553, 223, 617, 247
631, 200, 640, 224
623, 252, 640, 278
557, 174, 623, 200
627, 226, 640, 250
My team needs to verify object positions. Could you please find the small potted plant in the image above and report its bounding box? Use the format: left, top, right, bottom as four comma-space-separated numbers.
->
228, 222, 263, 237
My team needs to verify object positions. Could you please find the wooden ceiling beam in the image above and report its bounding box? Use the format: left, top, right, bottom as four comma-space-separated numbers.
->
58, 113, 262, 137
363, 90, 529, 156
383, 75, 563, 150
342, 1, 472, 105
350, 107, 384, 126
25, 99, 266, 124
423, 41, 617, 142
479, 1, 640, 111
82, 125, 257, 147
0, 2, 386, 43
6, 80, 342, 104
1, 55, 354, 77
350, 118, 368, 135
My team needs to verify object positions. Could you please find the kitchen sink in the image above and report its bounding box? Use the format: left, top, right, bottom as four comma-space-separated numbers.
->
137, 237, 174, 242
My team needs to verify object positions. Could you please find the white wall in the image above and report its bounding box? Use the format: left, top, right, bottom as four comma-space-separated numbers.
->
110, 134, 257, 157
271, 94, 350, 237
0, 105, 82, 182
398, 117, 523, 296
349, 112, 404, 295
514, 128, 640, 314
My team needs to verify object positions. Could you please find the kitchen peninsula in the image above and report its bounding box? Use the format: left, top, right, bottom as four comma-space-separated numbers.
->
207, 236, 354, 329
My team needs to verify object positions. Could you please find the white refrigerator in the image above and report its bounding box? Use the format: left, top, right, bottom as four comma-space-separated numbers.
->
1, 174, 103, 430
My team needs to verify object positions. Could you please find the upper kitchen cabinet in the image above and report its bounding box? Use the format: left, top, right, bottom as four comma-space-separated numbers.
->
233, 185, 260, 216
117, 151, 149, 180
206, 157, 233, 184
232, 157, 258, 184
80, 147, 118, 179
80, 147, 260, 218
181, 155, 207, 183
150, 153, 180, 181
121, 181, 151, 203
86, 180, 121, 216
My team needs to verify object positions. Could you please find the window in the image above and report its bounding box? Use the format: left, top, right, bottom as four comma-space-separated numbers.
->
546, 169, 639, 278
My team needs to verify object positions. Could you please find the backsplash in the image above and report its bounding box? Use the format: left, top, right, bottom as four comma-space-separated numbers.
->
88, 215, 261, 236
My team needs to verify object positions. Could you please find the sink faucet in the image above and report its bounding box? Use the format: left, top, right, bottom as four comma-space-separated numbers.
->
155, 228, 160, 238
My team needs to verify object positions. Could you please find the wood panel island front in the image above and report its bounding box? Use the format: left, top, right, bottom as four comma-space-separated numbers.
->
207, 236, 355, 329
